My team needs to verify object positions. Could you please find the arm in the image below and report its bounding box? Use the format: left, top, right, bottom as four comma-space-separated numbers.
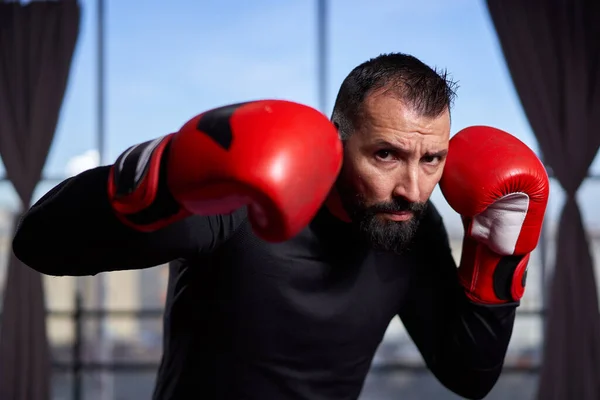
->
397, 204, 516, 400
13, 166, 247, 276
399, 126, 548, 399
14, 100, 341, 277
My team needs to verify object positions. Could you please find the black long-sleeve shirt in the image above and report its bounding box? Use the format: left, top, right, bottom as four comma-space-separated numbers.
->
13, 166, 517, 400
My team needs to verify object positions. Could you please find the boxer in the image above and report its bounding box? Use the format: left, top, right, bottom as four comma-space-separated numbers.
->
13, 52, 549, 400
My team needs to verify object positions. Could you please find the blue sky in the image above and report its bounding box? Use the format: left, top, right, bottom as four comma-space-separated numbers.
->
5, 0, 599, 231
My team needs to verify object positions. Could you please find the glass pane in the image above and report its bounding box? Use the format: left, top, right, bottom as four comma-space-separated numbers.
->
360, 370, 538, 400
0, 182, 18, 312
578, 178, 600, 231
82, 372, 157, 400
42, 0, 97, 179
45, 277, 78, 312
34, 180, 65, 204
104, 1, 317, 163
80, 264, 168, 311
329, 0, 540, 155
81, 316, 163, 365
504, 314, 543, 368
577, 179, 600, 303
546, 176, 600, 234
589, 151, 600, 177
375, 314, 542, 369
49, 315, 75, 365
52, 372, 73, 400
543, 178, 600, 302
542, 178, 563, 274
0, 182, 19, 214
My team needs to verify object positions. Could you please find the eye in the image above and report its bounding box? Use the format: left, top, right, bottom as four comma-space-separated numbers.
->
422, 154, 443, 165
375, 149, 395, 161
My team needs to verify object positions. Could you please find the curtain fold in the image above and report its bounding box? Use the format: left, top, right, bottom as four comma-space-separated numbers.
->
0, 1, 81, 399
485, 1, 600, 398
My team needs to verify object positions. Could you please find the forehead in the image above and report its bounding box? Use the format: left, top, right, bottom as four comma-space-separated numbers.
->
356, 91, 451, 144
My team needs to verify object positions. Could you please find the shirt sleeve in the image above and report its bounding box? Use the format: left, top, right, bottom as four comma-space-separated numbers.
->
12, 166, 248, 277
397, 202, 518, 400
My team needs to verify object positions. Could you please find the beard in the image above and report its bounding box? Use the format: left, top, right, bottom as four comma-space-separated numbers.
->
336, 182, 428, 254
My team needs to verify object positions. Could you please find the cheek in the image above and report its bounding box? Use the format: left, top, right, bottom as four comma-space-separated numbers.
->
419, 168, 444, 201
343, 159, 396, 202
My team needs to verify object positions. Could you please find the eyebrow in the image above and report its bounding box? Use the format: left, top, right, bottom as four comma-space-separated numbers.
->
371, 139, 448, 158
427, 149, 448, 158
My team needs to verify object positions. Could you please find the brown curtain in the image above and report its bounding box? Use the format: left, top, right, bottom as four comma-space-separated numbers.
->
485, 1, 600, 399
0, 1, 81, 399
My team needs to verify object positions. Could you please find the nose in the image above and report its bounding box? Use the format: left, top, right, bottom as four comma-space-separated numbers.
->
392, 162, 421, 204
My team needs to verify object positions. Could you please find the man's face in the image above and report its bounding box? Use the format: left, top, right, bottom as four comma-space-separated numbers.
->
336, 91, 451, 253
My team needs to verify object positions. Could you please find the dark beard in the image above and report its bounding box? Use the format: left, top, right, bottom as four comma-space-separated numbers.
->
337, 185, 428, 254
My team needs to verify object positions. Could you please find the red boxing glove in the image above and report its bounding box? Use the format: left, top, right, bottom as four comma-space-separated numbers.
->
439, 126, 550, 305
108, 100, 343, 242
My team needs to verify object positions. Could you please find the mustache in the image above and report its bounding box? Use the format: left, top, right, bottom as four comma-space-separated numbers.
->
366, 198, 428, 215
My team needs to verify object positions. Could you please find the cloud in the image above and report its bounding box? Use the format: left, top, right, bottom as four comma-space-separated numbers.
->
65, 149, 100, 177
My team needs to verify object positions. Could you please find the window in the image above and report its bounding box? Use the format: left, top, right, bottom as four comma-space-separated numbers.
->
1, 1, 598, 399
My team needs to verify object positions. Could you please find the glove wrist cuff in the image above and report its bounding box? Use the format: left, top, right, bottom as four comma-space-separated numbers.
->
108, 134, 190, 231
458, 239, 531, 305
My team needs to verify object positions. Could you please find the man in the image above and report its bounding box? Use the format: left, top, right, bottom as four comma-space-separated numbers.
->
13, 53, 549, 400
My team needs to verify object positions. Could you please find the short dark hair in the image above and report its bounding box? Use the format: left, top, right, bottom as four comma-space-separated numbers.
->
331, 52, 458, 140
